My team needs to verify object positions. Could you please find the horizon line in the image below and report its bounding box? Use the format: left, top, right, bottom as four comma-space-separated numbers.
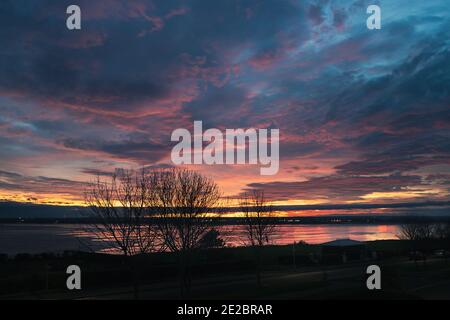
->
1, 199, 449, 212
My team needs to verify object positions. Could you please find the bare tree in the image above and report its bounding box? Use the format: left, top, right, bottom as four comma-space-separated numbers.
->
148, 168, 221, 296
398, 224, 421, 241
435, 223, 450, 240
198, 229, 226, 249
239, 190, 277, 287
398, 223, 436, 265
398, 223, 434, 241
84, 169, 160, 298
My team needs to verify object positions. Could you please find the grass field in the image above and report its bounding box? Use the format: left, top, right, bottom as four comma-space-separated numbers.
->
1, 239, 449, 300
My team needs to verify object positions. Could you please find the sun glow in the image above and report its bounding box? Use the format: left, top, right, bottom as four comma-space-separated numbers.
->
360, 188, 446, 201
0, 191, 86, 206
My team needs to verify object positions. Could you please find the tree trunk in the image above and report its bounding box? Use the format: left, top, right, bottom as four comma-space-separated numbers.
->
255, 246, 262, 288
184, 251, 193, 295
129, 256, 140, 300
178, 251, 188, 298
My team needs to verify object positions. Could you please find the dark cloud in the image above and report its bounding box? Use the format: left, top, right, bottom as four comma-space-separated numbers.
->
243, 173, 424, 202
183, 84, 249, 128
307, 4, 324, 26
80, 168, 115, 177
62, 137, 169, 163
0, 0, 306, 114
332, 8, 347, 29
0, 170, 87, 195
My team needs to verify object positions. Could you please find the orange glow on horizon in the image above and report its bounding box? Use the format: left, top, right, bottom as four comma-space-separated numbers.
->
0, 191, 87, 206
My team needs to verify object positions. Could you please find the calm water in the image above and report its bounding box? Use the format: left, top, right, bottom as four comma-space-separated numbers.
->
0, 223, 401, 255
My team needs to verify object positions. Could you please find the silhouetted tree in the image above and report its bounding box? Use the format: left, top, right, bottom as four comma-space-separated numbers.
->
239, 190, 276, 287
84, 169, 160, 298
398, 223, 434, 241
198, 229, 226, 249
148, 168, 221, 296
398, 223, 436, 265
435, 223, 450, 240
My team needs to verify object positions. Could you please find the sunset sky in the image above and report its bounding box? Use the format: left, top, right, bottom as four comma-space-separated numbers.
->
0, 0, 449, 208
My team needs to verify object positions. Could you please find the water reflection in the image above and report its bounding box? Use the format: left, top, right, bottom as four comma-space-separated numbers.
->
0, 223, 401, 255
220, 224, 400, 246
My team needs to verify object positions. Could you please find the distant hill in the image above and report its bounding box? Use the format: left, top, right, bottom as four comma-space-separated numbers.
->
0, 201, 88, 219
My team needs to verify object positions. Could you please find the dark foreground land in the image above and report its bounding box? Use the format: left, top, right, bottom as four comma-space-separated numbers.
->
1, 240, 450, 300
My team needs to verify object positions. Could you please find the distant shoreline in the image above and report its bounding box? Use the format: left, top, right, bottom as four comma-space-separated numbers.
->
2, 200, 449, 225
1, 215, 450, 225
